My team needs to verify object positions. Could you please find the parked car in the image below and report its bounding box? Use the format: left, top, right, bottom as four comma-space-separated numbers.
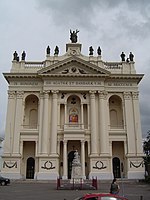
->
0, 175, 10, 186
73, 193, 128, 200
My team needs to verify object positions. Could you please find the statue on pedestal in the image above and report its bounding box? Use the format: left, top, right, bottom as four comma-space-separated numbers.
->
70, 29, 79, 43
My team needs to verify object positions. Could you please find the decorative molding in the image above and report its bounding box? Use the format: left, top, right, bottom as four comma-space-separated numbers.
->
130, 161, 144, 168
3, 161, 17, 168
93, 161, 107, 170
61, 67, 87, 74
81, 93, 87, 99
41, 161, 55, 170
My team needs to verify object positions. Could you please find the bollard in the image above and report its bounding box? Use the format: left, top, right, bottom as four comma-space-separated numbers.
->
140, 196, 143, 200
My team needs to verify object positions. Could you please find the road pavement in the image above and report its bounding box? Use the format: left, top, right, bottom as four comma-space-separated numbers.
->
0, 180, 149, 200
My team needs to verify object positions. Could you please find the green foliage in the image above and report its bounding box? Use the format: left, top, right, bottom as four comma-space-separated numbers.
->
143, 130, 150, 156
143, 131, 150, 183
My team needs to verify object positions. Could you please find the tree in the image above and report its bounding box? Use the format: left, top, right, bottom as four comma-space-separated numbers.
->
143, 130, 150, 182
143, 130, 150, 156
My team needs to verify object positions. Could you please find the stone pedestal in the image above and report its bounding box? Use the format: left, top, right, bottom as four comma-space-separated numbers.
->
70, 150, 83, 183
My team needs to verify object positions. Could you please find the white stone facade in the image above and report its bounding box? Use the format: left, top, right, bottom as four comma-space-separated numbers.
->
2, 41, 144, 180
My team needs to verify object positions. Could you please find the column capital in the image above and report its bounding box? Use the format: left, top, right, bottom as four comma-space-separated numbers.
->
43, 90, 50, 98
89, 90, 96, 94
8, 91, 16, 99
132, 92, 139, 100
123, 92, 131, 100
51, 90, 59, 94
89, 90, 96, 99
16, 91, 24, 99
98, 90, 108, 99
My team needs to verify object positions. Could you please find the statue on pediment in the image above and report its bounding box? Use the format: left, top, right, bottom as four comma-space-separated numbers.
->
13, 51, 18, 61
89, 46, 94, 56
21, 51, 26, 61
70, 29, 79, 43
120, 52, 125, 61
46, 46, 50, 55
97, 46, 101, 56
129, 52, 134, 61
54, 46, 59, 55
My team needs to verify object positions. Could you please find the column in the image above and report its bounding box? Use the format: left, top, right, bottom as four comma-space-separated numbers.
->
81, 140, 85, 178
38, 92, 44, 154
50, 90, 59, 155
13, 91, 24, 155
81, 103, 84, 129
42, 91, 49, 154
98, 91, 109, 155
63, 140, 68, 179
64, 103, 67, 128
89, 91, 98, 155
4, 91, 16, 154
132, 92, 143, 155
123, 92, 136, 155
87, 104, 90, 130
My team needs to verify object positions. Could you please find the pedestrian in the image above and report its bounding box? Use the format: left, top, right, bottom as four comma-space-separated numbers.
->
110, 178, 120, 194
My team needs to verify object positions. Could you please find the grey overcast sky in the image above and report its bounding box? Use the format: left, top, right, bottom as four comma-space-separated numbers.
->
0, 0, 150, 138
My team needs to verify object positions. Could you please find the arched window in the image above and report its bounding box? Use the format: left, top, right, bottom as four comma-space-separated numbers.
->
24, 95, 39, 129
109, 95, 123, 128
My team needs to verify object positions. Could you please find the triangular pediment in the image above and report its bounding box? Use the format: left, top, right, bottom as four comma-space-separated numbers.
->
38, 56, 110, 76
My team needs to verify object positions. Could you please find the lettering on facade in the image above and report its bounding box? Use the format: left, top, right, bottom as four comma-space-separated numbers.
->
130, 161, 144, 168
93, 161, 107, 170
45, 81, 102, 86
12, 82, 39, 85
107, 82, 133, 86
41, 161, 55, 170
3, 161, 17, 169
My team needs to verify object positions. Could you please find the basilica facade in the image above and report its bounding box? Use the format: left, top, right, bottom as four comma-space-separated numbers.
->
2, 36, 144, 180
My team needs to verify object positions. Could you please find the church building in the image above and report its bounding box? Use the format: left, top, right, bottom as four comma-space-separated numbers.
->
2, 31, 144, 180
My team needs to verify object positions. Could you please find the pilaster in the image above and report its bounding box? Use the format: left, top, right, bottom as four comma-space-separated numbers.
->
123, 92, 136, 155
50, 90, 59, 155
13, 91, 24, 156
41, 91, 49, 155
4, 91, 16, 155
89, 91, 98, 156
98, 90, 109, 156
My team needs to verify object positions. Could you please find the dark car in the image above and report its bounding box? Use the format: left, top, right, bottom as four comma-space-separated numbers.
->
0, 175, 10, 186
74, 193, 128, 200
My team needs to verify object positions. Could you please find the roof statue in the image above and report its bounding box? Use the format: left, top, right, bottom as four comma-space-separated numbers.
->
54, 46, 59, 55
89, 46, 94, 56
46, 46, 50, 55
97, 46, 101, 56
120, 52, 125, 62
129, 52, 134, 61
21, 51, 26, 61
13, 51, 18, 61
70, 29, 79, 43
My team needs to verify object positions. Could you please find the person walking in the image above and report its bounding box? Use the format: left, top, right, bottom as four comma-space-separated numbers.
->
110, 178, 120, 194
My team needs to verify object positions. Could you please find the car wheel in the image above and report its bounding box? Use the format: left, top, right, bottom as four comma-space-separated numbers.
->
1, 181, 6, 186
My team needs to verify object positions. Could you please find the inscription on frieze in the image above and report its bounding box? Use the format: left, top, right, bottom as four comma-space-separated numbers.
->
107, 82, 133, 86
45, 80, 102, 86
